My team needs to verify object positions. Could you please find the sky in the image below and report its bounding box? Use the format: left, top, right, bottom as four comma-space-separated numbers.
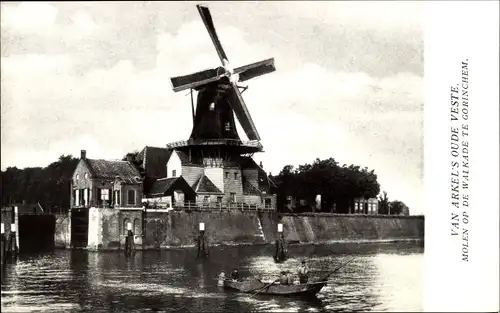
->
1, 1, 424, 214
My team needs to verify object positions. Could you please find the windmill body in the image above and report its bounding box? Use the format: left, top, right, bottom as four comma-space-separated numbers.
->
164, 5, 277, 209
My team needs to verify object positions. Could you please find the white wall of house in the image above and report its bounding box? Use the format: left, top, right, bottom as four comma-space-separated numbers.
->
204, 167, 224, 193
166, 151, 182, 179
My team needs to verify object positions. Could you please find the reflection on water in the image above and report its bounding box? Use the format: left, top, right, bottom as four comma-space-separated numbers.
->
1, 242, 423, 312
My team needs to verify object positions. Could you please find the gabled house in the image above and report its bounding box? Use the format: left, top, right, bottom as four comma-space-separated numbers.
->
70, 150, 143, 209
163, 149, 277, 208
143, 176, 196, 209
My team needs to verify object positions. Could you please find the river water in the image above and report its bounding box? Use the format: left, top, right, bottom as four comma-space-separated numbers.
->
1, 242, 423, 312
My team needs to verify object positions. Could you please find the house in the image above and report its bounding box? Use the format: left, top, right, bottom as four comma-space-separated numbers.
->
136, 145, 277, 209
70, 150, 143, 209
143, 176, 196, 209
163, 149, 277, 208
353, 197, 379, 214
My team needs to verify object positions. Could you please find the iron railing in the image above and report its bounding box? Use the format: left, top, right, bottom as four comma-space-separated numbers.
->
166, 139, 263, 149
147, 201, 275, 212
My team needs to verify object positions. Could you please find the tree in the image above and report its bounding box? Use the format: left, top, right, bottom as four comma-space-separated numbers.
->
122, 150, 144, 176
378, 191, 390, 214
1, 155, 79, 212
273, 157, 381, 213
389, 200, 410, 215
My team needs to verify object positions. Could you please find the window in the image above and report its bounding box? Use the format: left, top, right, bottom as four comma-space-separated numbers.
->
114, 190, 120, 205
79, 189, 85, 206
216, 196, 223, 203
123, 218, 130, 235
172, 170, 176, 177
128, 190, 136, 205
74, 190, 79, 206
264, 198, 272, 208
75, 174, 79, 182
83, 189, 88, 206
133, 218, 141, 234
225, 172, 229, 179
234, 172, 238, 179
203, 196, 210, 204
230, 192, 236, 203
84, 173, 88, 179
100, 189, 109, 201
225, 122, 230, 131
209, 102, 215, 111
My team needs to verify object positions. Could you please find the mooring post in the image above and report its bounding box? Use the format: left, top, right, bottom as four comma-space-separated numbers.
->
274, 223, 287, 262
1, 223, 5, 263
14, 206, 19, 253
10, 223, 18, 259
197, 222, 208, 258
125, 222, 134, 257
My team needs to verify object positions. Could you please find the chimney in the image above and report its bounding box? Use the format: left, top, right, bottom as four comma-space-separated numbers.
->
81, 150, 87, 160
259, 161, 263, 168
126, 154, 133, 163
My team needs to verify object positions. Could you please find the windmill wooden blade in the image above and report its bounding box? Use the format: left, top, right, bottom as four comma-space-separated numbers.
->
170, 68, 222, 92
197, 5, 228, 64
226, 83, 261, 141
234, 58, 276, 82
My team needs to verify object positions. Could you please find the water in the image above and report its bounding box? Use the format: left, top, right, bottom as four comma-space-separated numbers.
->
1, 242, 423, 312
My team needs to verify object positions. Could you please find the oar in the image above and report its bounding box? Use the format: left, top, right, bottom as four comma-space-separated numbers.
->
250, 278, 280, 298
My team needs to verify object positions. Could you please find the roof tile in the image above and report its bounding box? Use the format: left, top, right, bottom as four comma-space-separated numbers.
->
86, 159, 141, 180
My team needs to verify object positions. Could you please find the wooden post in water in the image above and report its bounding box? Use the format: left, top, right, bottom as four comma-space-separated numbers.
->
1, 223, 5, 264
197, 222, 208, 258
124, 222, 134, 257
9, 223, 18, 259
274, 223, 287, 262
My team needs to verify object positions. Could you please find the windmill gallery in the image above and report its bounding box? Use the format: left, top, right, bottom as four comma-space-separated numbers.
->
2, 4, 423, 256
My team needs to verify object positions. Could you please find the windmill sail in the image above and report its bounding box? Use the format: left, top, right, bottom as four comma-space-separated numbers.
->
197, 5, 229, 63
170, 68, 223, 92
170, 4, 276, 144
234, 58, 276, 82
226, 83, 261, 141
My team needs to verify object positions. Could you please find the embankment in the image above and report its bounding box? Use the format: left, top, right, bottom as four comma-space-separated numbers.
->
54, 214, 71, 249
143, 211, 267, 249
86, 209, 424, 250
278, 213, 424, 244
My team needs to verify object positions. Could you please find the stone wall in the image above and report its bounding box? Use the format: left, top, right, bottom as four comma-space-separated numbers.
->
54, 214, 71, 248
87, 207, 143, 251
88, 208, 424, 251
277, 213, 424, 244
142, 210, 265, 249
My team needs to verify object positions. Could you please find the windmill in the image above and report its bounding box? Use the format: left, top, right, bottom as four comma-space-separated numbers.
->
169, 4, 276, 147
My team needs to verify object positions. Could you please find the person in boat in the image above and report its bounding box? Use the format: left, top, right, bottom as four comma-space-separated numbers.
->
230, 268, 241, 281
298, 260, 309, 284
217, 271, 226, 287
286, 271, 294, 285
279, 271, 288, 285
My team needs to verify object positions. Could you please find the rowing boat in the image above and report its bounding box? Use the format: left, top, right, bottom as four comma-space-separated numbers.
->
223, 278, 327, 297
221, 269, 338, 298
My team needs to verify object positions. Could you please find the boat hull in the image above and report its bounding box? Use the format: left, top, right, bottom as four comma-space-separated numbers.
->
223, 279, 326, 297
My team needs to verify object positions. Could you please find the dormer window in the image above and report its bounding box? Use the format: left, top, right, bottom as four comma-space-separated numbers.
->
209, 102, 215, 111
